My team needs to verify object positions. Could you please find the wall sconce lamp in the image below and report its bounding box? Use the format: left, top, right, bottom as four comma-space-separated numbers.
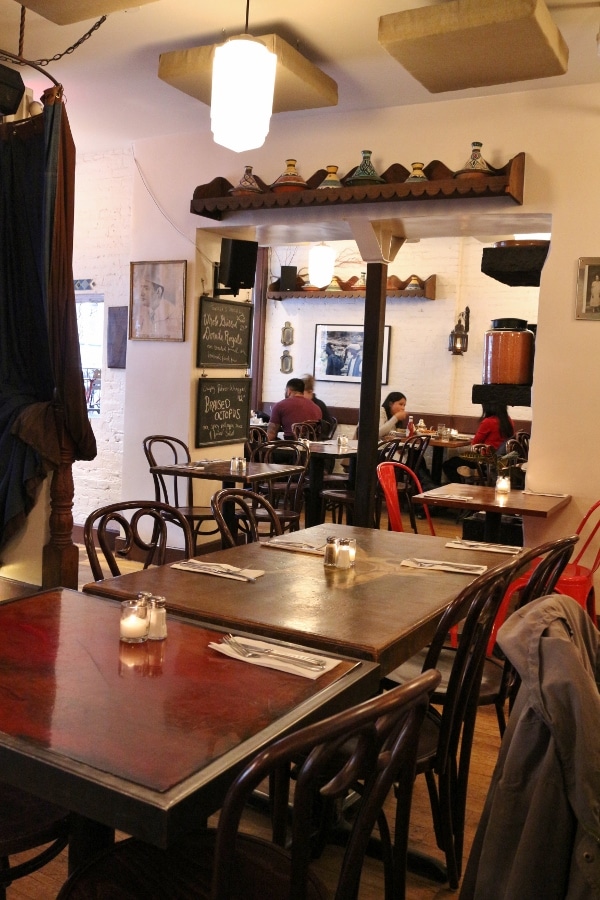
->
308, 242, 336, 289
211, 0, 277, 152
448, 306, 470, 355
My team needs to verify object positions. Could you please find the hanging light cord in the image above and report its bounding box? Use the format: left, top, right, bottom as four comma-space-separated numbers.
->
245, 0, 250, 34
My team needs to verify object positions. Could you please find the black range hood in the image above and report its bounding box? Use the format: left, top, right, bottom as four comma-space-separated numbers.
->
481, 240, 550, 287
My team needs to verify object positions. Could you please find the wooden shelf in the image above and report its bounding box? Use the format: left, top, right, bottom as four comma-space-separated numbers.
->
190, 154, 525, 221
268, 273, 436, 301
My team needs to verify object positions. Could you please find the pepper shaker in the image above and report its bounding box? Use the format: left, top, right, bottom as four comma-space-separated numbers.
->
323, 536, 339, 568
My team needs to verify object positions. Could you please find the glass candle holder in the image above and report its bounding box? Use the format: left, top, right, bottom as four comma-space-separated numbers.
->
495, 475, 511, 494
347, 539, 357, 567
120, 599, 150, 643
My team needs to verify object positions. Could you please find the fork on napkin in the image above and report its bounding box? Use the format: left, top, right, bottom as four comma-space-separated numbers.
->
522, 490, 568, 498
401, 558, 487, 575
171, 560, 264, 582
208, 635, 339, 679
263, 538, 326, 556
445, 540, 521, 555
423, 493, 474, 501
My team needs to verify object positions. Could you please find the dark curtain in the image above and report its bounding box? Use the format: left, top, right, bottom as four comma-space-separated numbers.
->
0, 85, 96, 550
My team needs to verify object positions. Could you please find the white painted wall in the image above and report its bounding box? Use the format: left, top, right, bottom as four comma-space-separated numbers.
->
5, 80, 599, 583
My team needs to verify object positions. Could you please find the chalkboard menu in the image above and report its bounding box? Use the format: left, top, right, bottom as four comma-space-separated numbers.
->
195, 378, 251, 448
197, 297, 253, 368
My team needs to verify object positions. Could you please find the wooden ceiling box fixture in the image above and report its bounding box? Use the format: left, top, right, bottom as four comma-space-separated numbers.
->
158, 35, 338, 114
18, 0, 158, 26
378, 0, 568, 93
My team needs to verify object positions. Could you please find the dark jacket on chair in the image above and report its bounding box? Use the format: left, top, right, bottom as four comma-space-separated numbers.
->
460, 594, 600, 900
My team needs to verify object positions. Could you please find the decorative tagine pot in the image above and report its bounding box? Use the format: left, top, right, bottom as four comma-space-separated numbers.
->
482, 317, 535, 385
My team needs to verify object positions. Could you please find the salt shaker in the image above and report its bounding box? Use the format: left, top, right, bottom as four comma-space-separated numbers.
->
148, 595, 168, 641
336, 538, 351, 569
323, 536, 339, 568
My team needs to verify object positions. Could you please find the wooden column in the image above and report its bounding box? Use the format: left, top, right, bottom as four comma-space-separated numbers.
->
42, 423, 78, 590
353, 261, 388, 527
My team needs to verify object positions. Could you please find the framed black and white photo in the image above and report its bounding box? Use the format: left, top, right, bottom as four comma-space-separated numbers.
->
575, 257, 600, 320
129, 260, 186, 341
314, 324, 390, 383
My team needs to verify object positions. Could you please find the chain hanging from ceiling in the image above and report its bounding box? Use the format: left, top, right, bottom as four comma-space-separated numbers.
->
0, 5, 107, 70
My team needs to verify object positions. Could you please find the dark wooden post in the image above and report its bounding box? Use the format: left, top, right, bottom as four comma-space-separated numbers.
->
42, 417, 78, 590
353, 261, 388, 527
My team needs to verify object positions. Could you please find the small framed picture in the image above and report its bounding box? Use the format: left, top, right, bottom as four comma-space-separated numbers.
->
129, 260, 186, 341
575, 257, 600, 320
314, 324, 390, 384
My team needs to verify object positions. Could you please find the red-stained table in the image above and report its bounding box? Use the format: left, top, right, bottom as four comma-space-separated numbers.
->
0, 588, 378, 872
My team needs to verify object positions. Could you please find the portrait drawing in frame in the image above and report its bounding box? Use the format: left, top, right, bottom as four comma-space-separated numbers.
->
575, 257, 600, 320
314, 324, 390, 384
129, 260, 186, 341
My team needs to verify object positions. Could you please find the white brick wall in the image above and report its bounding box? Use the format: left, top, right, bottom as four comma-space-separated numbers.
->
72, 148, 134, 525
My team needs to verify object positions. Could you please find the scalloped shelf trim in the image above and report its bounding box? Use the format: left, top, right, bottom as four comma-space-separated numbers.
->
191, 154, 524, 221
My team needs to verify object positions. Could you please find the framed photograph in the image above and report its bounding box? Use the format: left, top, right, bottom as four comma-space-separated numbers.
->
129, 260, 186, 341
197, 297, 253, 368
195, 378, 251, 447
575, 257, 600, 320
314, 324, 390, 384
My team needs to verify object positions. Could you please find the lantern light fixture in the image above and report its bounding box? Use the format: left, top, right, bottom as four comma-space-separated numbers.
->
308, 243, 336, 289
448, 307, 470, 355
211, 1, 277, 153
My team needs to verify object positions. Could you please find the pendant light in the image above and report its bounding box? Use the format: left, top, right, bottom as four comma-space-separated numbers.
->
211, 1, 277, 153
308, 243, 336, 289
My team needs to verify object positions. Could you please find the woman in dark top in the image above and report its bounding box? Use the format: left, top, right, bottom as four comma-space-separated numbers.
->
443, 402, 515, 483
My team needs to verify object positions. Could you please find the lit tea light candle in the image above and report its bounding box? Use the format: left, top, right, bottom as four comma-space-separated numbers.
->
495, 475, 511, 494
120, 600, 149, 643
347, 539, 357, 566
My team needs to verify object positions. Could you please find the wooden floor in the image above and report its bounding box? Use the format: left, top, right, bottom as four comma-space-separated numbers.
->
7, 510, 503, 899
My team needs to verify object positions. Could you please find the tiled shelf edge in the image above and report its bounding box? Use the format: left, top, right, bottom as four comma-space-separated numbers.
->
190, 153, 525, 221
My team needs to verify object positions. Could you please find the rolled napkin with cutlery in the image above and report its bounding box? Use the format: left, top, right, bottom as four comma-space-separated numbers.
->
209, 634, 340, 679
423, 493, 474, 501
445, 540, 522, 555
400, 558, 487, 575
522, 490, 568, 498
171, 560, 264, 582
263, 538, 326, 556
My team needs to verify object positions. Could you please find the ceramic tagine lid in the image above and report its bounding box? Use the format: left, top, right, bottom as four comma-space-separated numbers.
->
404, 275, 422, 291
317, 165, 343, 189
345, 150, 385, 186
270, 159, 307, 193
405, 162, 428, 182
454, 141, 493, 178
229, 165, 263, 195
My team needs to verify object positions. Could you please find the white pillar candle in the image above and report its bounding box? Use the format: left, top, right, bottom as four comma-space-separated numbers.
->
120, 614, 148, 640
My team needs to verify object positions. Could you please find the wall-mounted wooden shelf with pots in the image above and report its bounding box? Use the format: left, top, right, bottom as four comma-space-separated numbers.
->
268, 274, 436, 301
190, 154, 524, 221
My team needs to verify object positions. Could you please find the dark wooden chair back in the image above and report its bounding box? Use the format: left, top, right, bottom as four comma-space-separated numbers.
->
84, 500, 194, 580
55, 670, 440, 900
249, 441, 309, 529
291, 420, 321, 441
142, 434, 193, 507
210, 488, 283, 548
399, 434, 430, 472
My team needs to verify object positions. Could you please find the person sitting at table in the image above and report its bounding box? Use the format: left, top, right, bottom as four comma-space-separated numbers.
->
442, 402, 515, 483
301, 373, 334, 439
379, 391, 408, 438
266, 378, 322, 440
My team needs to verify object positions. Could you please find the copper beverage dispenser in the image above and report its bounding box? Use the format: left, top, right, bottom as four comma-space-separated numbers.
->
482, 318, 535, 385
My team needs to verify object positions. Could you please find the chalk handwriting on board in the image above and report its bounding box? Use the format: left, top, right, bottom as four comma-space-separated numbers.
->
196, 378, 251, 447
197, 298, 252, 368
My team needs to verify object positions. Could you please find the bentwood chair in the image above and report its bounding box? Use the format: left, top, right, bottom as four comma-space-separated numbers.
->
211, 488, 283, 548
382, 556, 521, 890
142, 435, 220, 552
249, 441, 309, 533
56, 670, 440, 900
291, 420, 322, 441
0, 787, 70, 900
84, 500, 195, 580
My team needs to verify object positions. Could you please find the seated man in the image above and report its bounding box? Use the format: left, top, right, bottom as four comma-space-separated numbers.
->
267, 378, 322, 440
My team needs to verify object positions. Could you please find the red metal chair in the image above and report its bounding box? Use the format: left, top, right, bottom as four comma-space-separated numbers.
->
376, 461, 435, 535
488, 499, 600, 652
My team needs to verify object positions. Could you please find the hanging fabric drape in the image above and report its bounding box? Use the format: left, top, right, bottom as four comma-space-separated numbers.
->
0, 86, 96, 551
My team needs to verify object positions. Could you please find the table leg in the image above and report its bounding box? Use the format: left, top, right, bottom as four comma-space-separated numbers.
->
68, 814, 114, 874
483, 512, 502, 543
306, 457, 326, 528
431, 446, 444, 485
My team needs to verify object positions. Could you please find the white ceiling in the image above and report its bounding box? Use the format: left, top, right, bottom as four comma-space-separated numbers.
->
1, 0, 599, 154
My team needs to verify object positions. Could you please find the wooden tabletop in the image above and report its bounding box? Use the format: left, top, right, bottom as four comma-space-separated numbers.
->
307, 439, 358, 458
84, 525, 515, 676
0, 576, 40, 603
150, 460, 305, 484
0, 588, 377, 857
413, 484, 572, 518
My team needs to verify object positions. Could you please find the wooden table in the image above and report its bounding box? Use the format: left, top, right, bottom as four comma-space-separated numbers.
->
0, 576, 39, 602
304, 440, 358, 527
84, 524, 513, 676
0, 588, 378, 871
413, 484, 571, 542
